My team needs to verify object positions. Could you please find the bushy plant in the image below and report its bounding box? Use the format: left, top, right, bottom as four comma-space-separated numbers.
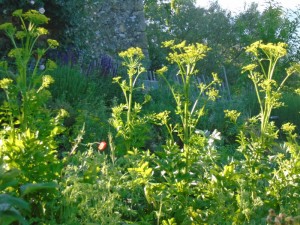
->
58, 140, 155, 224
0, 8, 65, 183
222, 41, 300, 223
137, 40, 224, 224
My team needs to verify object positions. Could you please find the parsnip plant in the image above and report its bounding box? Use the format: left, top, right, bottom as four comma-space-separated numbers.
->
242, 41, 296, 139
230, 41, 300, 222
0, 10, 66, 222
110, 47, 151, 154
141, 40, 223, 224
157, 40, 221, 173
0, 9, 64, 183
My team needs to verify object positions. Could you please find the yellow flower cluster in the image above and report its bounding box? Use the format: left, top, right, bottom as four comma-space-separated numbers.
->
163, 40, 210, 70
245, 40, 287, 59
224, 109, 241, 123
42, 75, 54, 88
0, 78, 13, 89
119, 47, 144, 60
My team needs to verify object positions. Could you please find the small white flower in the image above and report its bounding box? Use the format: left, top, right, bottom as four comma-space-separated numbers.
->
30, 0, 35, 5
208, 138, 214, 146
190, 181, 197, 186
195, 129, 201, 134
211, 129, 221, 140
39, 64, 45, 70
39, 7, 45, 14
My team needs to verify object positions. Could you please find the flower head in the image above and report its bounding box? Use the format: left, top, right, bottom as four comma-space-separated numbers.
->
0, 78, 13, 89
41, 75, 54, 88
156, 66, 168, 75
224, 109, 241, 123
281, 122, 296, 134
47, 39, 59, 49
38, 8, 45, 14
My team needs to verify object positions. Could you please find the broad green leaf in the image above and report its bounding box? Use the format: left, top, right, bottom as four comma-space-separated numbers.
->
0, 195, 30, 212
20, 182, 58, 196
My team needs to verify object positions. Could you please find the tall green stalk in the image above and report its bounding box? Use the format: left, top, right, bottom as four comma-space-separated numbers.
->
0, 9, 59, 130
0, 9, 64, 185
111, 47, 147, 153
242, 41, 296, 138
158, 40, 221, 173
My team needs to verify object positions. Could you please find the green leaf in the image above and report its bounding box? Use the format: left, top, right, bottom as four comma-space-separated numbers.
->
0, 169, 20, 191
20, 182, 58, 197
0, 194, 30, 212
12, 9, 23, 17
0, 210, 29, 225
162, 218, 177, 225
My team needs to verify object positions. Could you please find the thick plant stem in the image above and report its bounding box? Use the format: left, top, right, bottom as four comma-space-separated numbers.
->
183, 74, 190, 173
127, 76, 133, 126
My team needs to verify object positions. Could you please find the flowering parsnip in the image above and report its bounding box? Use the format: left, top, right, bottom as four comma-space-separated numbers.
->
159, 40, 221, 173
0, 9, 65, 185
110, 47, 150, 154
242, 40, 298, 136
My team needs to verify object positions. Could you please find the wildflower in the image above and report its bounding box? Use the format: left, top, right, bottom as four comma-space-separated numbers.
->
119, 47, 144, 60
245, 40, 262, 56
39, 64, 45, 70
0, 78, 13, 89
260, 42, 287, 59
8, 48, 23, 58
15, 31, 26, 39
47, 39, 59, 49
281, 122, 296, 134
38, 8, 45, 14
241, 64, 257, 73
30, 0, 35, 5
37, 27, 48, 35
224, 109, 241, 123
206, 88, 219, 101
156, 66, 168, 75
286, 63, 300, 76
164, 40, 210, 68
58, 109, 69, 118
41, 75, 54, 88
162, 40, 175, 48
208, 129, 221, 146
98, 141, 107, 151
211, 129, 221, 140
23, 10, 50, 25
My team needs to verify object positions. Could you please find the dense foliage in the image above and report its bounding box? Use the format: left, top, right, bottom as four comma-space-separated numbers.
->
0, 1, 300, 225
